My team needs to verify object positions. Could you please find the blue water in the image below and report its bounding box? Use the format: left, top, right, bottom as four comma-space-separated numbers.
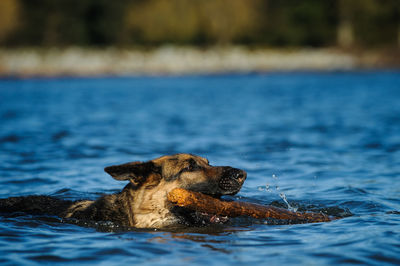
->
0, 72, 399, 265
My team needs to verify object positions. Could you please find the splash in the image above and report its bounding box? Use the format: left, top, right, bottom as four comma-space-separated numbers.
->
279, 192, 298, 212
262, 174, 298, 212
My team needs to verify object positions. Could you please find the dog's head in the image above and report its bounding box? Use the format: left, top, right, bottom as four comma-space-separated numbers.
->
104, 154, 246, 227
104, 153, 246, 197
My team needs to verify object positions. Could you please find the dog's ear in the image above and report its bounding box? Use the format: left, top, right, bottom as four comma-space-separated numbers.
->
104, 161, 159, 185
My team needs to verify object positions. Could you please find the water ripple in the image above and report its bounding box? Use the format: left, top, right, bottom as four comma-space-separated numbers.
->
0, 72, 399, 265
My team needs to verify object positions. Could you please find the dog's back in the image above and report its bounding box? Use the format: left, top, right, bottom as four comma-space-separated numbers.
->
0, 196, 73, 216
0, 193, 132, 227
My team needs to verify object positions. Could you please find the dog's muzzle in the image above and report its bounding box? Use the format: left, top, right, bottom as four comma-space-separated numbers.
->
173, 166, 247, 226
218, 167, 247, 195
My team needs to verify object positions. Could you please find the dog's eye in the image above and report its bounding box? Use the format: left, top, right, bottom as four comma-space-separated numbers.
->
184, 165, 193, 171
184, 159, 200, 172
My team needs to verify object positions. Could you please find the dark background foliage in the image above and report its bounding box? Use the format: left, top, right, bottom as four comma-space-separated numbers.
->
0, 0, 399, 48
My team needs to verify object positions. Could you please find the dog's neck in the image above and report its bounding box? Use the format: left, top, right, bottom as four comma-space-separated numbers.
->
121, 181, 180, 228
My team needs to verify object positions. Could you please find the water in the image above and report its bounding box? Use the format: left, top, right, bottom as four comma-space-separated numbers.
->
0, 71, 399, 265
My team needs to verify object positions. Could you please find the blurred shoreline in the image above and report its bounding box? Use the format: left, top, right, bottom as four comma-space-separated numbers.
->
0, 46, 399, 77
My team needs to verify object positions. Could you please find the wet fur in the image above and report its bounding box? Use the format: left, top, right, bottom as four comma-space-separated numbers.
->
0, 154, 246, 228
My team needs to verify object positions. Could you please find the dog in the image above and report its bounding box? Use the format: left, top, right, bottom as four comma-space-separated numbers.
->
0, 154, 247, 228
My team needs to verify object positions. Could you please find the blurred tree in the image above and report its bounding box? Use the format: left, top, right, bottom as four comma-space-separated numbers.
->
337, 0, 400, 48
125, 0, 262, 45
0, 0, 19, 43
8, 0, 130, 46
199, 0, 262, 45
125, 0, 201, 44
353, 0, 400, 48
84, 0, 131, 46
261, 0, 337, 47
11, 0, 89, 46
0, 0, 398, 48
337, 0, 355, 48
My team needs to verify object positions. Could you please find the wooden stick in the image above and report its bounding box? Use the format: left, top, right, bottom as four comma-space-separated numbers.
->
168, 188, 336, 223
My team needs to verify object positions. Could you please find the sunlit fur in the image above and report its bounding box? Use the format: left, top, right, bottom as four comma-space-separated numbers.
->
0, 154, 246, 229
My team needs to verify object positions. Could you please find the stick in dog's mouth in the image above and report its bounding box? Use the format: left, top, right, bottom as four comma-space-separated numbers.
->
168, 188, 338, 224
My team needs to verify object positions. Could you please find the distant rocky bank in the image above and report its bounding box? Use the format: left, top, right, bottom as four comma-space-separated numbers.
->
0, 47, 398, 77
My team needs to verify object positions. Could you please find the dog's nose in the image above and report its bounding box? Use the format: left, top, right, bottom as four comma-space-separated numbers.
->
234, 169, 246, 181
226, 167, 247, 181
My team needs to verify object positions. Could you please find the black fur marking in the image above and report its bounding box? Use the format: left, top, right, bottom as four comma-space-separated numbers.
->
165, 172, 182, 182
186, 158, 203, 171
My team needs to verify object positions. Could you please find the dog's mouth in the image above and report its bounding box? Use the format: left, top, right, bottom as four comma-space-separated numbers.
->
173, 168, 247, 226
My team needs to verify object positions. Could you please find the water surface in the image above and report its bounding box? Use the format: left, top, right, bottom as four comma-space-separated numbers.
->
0, 72, 399, 265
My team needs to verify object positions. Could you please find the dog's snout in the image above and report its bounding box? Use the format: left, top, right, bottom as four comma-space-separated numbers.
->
218, 167, 247, 195
224, 167, 247, 181
232, 168, 245, 180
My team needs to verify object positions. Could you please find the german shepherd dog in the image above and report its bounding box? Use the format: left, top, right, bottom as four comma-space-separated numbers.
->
0, 154, 247, 228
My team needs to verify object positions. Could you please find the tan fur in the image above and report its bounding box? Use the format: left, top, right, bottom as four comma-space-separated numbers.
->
131, 180, 181, 228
